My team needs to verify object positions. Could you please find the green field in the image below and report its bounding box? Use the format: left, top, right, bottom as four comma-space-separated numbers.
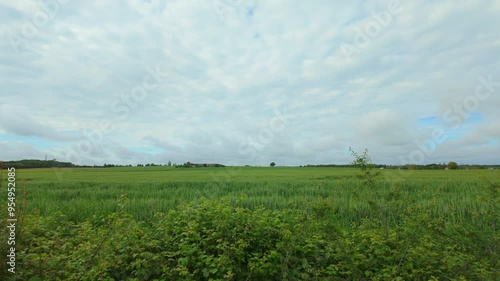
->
11, 166, 500, 226
1, 166, 498, 280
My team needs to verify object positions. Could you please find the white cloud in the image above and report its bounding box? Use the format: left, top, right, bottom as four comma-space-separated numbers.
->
0, 0, 498, 165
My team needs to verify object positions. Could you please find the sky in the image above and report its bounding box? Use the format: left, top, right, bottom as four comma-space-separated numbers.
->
1, 0, 499, 166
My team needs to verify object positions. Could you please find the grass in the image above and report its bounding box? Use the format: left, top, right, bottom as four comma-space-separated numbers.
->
1, 165, 498, 280
8, 166, 499, 228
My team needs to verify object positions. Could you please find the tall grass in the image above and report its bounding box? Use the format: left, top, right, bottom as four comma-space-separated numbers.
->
21, 176, 493, 229
1, 163, 498, 280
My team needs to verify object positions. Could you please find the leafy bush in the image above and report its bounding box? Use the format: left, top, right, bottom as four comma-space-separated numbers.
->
0, 152, 496, 280
1, 196, 496, 280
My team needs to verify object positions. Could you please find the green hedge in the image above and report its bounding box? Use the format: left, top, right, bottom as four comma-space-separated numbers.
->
1, 197, 497, 280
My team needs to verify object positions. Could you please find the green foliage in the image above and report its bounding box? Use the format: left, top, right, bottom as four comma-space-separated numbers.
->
448, 161, 459, 170
1, 198, 497, 280
14, 167, 499, 227
0, 159, 74, 169
0, 163, 498, 280
349, 147, 381, 187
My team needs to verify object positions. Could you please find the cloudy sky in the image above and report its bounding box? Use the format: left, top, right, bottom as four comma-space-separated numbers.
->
1, 0, 499, 166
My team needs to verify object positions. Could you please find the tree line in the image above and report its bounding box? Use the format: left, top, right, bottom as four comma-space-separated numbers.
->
0, 159, 74, 169
1, 159, 497, 170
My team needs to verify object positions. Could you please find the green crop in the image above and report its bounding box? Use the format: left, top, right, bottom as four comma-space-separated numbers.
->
0, 164, 497, 279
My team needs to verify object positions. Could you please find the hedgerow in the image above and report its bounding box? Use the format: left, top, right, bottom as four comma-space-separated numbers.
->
0, 194, 496, 280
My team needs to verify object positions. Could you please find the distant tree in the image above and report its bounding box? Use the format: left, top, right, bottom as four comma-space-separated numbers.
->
407, 164, 418, 170
167, 161, 172, 166
270, 162, 276, 167
447, 161, 458, 170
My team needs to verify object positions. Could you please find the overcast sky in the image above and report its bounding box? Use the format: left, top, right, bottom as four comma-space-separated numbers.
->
1, 0, 499, 166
